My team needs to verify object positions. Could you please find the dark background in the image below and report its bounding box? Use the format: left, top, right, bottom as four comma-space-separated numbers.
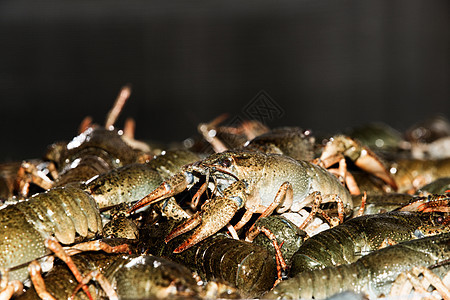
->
1, 0, 449, 162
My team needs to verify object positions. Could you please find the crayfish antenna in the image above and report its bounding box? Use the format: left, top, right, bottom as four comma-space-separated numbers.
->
105, 84, 132, 130
78, 116, 93, 134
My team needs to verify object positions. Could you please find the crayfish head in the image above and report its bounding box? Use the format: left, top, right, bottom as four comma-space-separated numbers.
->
414, 211, 450, 238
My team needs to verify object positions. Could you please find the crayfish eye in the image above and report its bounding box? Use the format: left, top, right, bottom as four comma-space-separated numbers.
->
435, 216, 444, 225
220, 158, 232, 168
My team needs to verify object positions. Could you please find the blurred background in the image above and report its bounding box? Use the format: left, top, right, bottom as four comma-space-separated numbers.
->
0, 0, 449, 161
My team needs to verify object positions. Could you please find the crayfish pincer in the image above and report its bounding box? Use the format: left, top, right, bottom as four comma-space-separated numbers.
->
129, 150, 353, 253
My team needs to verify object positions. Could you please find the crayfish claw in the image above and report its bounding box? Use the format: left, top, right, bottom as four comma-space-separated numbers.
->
320, 135, 398, 191
128, 172, 192, 214
172, 226, 212, 253
168, 183, 245, 253
354, 147, 398, 190
399, 194, 450, 212
165, 212, 202, 244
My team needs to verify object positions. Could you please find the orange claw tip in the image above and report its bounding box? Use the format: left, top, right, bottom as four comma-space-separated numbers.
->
164, 225, 182, 243
172, 241, 193, 253
172, 246, 186, 254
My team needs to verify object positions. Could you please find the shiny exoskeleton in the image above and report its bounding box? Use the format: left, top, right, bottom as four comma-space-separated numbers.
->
141, 216, 277, 299
0, 186, 102, 282
86, 149, 200, 209
266, 232, 450, 299
46, 127, 145, 187
244, 127, 316, 161
251, 215, 306, 268
17, 251, 239, 300
129, 150, 353, 253
389, 158, 450, 193
289, 210, 450, 276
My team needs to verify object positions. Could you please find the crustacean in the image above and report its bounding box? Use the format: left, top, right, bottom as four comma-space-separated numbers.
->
266, 232, 450, 299
128, 149, 353, 253
315, 134, 398, 195
140, 215, 277, 298
198, 116, 397, 196
13, 85, 150, 197
0, 186, 103, 287
289, 210, 450, 276
18, 249, 240, 300
0, 148, 200, 299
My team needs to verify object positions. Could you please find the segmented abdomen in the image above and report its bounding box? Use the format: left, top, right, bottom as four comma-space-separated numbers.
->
290, 211, 448, 276
267, 233, 450, 299
0, 185, 102, 281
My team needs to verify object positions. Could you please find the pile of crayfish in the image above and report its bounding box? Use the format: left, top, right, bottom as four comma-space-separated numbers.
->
1, 86, 450, 300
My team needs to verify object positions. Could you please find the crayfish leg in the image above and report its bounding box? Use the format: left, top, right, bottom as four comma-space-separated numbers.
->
190, 180, 208, 210
355, 192, 367, 217
242, 181, 294, 232
399, 194, 450, 212
53, 239, 128, 300
298, 192, 322, 230
338, 158, 361, 195
226, 223, 239, 240
297, 193, 344, 233
197, 117, 229, 153
71, 270, 118, 300
123, 117, 135, 139
0, 268, 23, 300
411, 266, 450, 299
233, 209, 255, 231
246, 225, 287, 289
324, 158, 363, 196
28, 261, 56, 300
419, 200, 450, 213
321, 194, 345, 224
15, 161, 54, 197
319, 135, 398, 191
45, 238, 94, 300
78, 116, 93, 134
390, 266, 450, 299
389, 272, 412, 298
66, 240, 132, 256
